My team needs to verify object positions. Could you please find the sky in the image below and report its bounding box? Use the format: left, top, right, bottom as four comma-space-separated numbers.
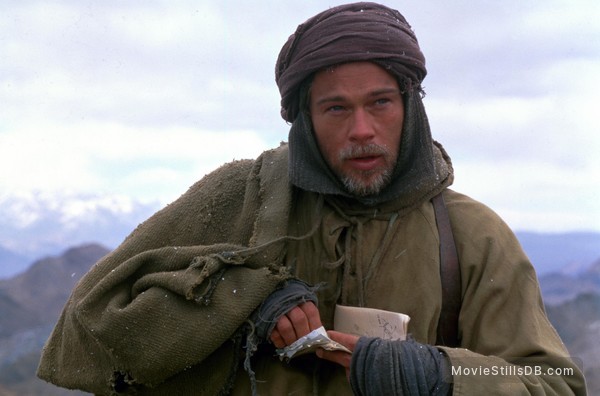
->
1, 0, 599, 233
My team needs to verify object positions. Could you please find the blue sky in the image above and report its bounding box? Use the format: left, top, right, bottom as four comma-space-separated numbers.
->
1, 0, 599, 232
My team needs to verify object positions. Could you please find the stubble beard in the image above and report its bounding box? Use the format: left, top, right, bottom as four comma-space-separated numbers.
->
336, 144, 396, 197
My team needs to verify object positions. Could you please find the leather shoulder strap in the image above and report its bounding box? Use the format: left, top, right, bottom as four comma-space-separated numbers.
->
432, 192, 461, 347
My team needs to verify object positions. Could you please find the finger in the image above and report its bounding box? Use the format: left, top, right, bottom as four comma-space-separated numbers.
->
274, 314, 298, 346
298, 301, 322, 330
327, 330, 359, 352
270, 328, 286, 349
286, 306, 310, 338
316, 348, 353, 370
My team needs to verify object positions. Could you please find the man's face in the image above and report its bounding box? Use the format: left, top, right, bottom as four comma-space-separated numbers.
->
309, 62, 404, 196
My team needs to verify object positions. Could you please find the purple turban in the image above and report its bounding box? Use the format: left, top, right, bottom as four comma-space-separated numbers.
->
275, 2, 427, 122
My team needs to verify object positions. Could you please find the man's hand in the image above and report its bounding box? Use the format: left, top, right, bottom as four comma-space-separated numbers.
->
316, 330, 359, 378
269, 301, 322, 348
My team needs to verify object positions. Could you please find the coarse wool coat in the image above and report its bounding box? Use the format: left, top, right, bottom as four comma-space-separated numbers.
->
37, 143, 586, 395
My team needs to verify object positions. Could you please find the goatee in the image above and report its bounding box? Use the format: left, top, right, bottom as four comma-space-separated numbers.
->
337, 144, 395, 197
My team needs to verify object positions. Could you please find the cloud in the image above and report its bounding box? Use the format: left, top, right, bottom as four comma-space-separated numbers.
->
0, 122, 271, 203
452, 159, 600, 232
1, 0, 599, 232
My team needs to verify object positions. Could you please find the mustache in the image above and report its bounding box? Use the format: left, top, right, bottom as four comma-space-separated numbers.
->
338, 143, 391, 160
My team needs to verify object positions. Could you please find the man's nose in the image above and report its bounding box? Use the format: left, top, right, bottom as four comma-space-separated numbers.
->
349, 109, 375, 143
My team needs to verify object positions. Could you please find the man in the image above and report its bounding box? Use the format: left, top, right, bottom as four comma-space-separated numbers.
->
38, 2, 586, 395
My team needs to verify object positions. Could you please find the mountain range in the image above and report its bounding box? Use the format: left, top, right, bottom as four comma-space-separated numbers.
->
0, 243, 598, 394
0, 192, 598, 393
0, 244, 109, 395
0, 191, 158, 278
2, 191, 600, 280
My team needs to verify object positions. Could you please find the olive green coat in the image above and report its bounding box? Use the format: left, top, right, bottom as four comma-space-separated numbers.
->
38, 144, 585, 395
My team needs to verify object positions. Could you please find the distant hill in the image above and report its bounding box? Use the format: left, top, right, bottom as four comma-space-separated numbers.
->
0, 241, 598, 394
529, 261, 600, 393
546, 293, 600, 395
2, 229, 599, 280
0, 383, 17, 396
0, 243, 110, 324
1, 191, 599, 279
0, 191, 158, 279
515, 231, 600, 275
0, 290, 39, 338
0, 244, 109, 395
539, 258, 600, 305
0, 246, 31, 279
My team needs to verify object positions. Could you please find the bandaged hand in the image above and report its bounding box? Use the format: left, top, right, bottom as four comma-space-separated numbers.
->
349, 337, 452, 396
251, 279, 321, 347
270, 301, 322, 348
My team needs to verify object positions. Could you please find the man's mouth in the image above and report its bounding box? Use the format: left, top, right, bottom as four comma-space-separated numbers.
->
347, 155, 383, 170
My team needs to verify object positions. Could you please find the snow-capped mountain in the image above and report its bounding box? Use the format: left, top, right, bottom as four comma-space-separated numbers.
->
0, 191, 161, 278
1, 191, 600, 279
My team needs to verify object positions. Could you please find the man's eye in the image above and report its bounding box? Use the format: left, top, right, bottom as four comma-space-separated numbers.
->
327, 105, 345, 113
375, 98, 390, 105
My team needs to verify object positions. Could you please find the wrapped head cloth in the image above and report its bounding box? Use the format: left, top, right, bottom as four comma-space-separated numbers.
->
275, 2, 452, 207
276, 2, 426, 122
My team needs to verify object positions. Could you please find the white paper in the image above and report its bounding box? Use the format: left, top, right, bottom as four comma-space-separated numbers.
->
334, 304, 410, 341
276, 326, 351, 361
275, 306, 411, 361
